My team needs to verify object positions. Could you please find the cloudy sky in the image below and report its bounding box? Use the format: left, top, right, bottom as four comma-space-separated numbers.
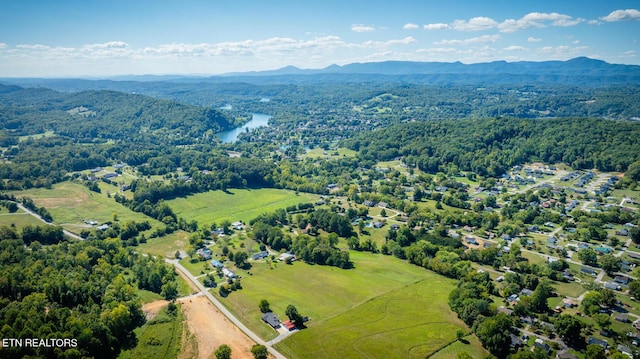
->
1, 0, 639, 77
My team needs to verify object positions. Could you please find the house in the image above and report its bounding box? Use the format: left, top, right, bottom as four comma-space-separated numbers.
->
562, 271, 575, 281
556, 350, 579, 359
615, 313, 629, 323
278, 253, 295, 262
372, 221, 384, 229
97, 224, 109, 231
617, 344, 633, 357
377, 202, 388, 208
581, 266, 597, 276
520, 288, 534, 297
617, 229, 630, 236
252, 251, 269, 260
222, 267, 236, 279
614, 275, 630, 285
509, 334, 523, 348
534, 339, 551, 354
464, 237, 479, 246
210, 259, 223, 268
627, 251, 640, 260
198, 249, 212, 261
363, 200, 376, 207
261, 312, 281, 329
232, 221, 245, 230
562, 298, 577, 308
497, 306, 512, 315
604, 281, 621, 291
588, 337, 609, 349
103, 172, 118, 179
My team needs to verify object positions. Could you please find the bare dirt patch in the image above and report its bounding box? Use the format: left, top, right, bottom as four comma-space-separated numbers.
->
141, 300, 169, 321
180, 296, 255, 359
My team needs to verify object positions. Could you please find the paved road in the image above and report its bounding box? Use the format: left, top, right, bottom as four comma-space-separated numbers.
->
16, 202, 84, 241
166, 259, 288, 359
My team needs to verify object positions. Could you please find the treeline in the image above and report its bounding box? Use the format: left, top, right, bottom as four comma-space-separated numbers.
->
345, 117, 640, 177
0, 227, 178, 358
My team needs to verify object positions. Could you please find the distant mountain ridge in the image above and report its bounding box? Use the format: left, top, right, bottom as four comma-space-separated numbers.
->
2, 57, 639, 88
222, 57, 639, 77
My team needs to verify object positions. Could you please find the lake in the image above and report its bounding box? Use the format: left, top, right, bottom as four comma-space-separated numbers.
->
216, 113, 272, 143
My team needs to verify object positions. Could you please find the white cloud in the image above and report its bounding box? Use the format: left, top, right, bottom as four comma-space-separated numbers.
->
403, 23, 419, 30
435, 34, 501, 45
527, 37, 542, 43
360, 37, 416, 48
451, 17, 498, 31
351, 24, 375, 32
16, 44, 50, 50
601, 9, 640, 22
423, 23, 449, 30
504, 45, 527, 51
498, 12, 583, 32
0, 43, 7, 49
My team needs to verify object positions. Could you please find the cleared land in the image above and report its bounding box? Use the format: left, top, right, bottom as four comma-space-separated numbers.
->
276, 277, 469, 359
167, 188, 319, 225
216, 251, 481, 358
180, 295, 256, 359
10, 182, 163, 231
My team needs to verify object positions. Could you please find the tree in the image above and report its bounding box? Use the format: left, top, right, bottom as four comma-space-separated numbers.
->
629, 280, 640, 299
554, 314, 585, 348
214, 344, 232, 359
593, 313, 611, 331
259, 299, 270, 313
475, 313, 512, 359
585, 344, 606, 359
577, 248, 598, 266
285, 304, 304, 327
630, 227, 640, 244
251, 344, 268, 359
234, 251, 248, 268
599, 254, 620, 275
529, 281, 552, 313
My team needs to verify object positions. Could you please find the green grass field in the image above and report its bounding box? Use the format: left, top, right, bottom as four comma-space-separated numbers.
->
0, 210, 46, 228
167, 188, 320, 225
277, 278, 470, 359
118, 304, 184, 359
216, 251, 475, 358
138, 230, 190, 258
10, 181, 163, 232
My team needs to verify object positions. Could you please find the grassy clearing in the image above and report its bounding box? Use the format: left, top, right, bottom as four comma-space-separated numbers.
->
429, 334, 489, 359
167, 188, 319, 226
118, 304, 183, 359
11, 182, 163, 231
0, 211, 45, 228
138, 231, 190, 258
218, 251, 463, 353
276, 275, 466, 359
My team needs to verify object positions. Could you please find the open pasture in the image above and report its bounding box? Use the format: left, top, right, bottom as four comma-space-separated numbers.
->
167, 188, 319, 225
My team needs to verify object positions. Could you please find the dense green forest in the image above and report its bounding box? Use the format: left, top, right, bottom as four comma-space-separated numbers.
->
345, 117, 640, 177
0, 227, 178, 358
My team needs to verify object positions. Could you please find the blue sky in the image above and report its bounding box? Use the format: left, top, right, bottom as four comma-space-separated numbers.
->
1, 0, 639, 77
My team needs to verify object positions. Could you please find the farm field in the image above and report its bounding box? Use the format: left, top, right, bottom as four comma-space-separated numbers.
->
277, 277, 474, 359
167, 188, 320, 225
217, 251, 476, 357
0, 208, 46, 228
10, 181, 163, 231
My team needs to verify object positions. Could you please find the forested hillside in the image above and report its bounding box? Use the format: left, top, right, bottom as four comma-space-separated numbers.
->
344, 117, 640, 177
0, 228, 179, 358
0, 84, 233, 143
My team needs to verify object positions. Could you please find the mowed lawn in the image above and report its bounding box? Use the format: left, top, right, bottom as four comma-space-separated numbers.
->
10, 182, 163, 231
277, 275, 467, 359
218, 252, 472, 358
167, 188, 320, 225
